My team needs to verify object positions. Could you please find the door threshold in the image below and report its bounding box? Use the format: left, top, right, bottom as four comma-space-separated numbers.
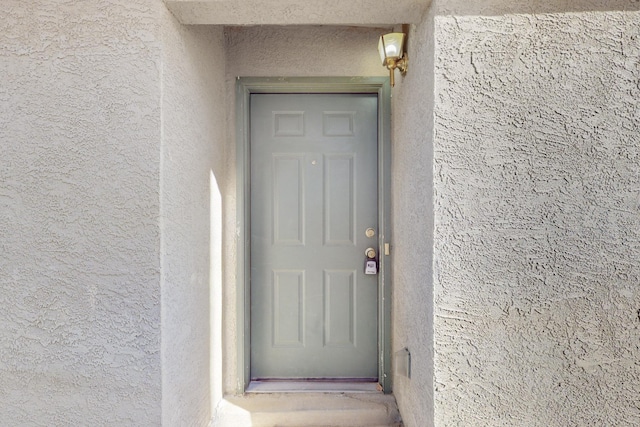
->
246, 380, 381, 393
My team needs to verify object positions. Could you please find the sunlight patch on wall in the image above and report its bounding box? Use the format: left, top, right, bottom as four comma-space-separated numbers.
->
210, 170, 223, 411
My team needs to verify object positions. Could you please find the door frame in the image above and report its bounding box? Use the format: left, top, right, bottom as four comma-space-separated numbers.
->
235, 77, 392, 393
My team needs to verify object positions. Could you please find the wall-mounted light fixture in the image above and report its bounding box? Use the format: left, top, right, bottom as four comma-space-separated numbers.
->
378, 32, 408, 87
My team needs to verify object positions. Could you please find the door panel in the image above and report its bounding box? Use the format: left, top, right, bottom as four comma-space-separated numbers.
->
250, 93, 378, 379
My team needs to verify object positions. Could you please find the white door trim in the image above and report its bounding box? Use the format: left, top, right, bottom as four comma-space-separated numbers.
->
235, 77, 392, 393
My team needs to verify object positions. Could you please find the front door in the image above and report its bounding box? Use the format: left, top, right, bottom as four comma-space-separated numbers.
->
250, 93, 379, 380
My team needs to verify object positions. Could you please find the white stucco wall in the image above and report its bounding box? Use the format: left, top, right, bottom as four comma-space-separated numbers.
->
222, 25, 388, 394
225, 26, 388, 79
1, 1, 163, 424
389, 12, 436, 427
2, 1, 228, 425
160, 11, 226, 426
432, 4, 640, 426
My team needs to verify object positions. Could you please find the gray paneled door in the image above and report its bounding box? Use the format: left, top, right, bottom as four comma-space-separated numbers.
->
250, 93, 379, 379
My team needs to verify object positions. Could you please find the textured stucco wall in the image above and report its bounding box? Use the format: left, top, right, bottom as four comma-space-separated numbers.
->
1, 1, 163, 424
160, 11, 226, 427
433, 5, 640, 426
225, 26, 388, 79
435, 0, 640, 16
222, 25, 388, 395
389, 12, 436, 427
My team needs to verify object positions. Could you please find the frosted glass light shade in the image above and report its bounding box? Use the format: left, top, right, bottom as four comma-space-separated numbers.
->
378, 33, 405, 64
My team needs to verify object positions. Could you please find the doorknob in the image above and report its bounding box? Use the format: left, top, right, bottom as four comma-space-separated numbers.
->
365, 248, 377, 259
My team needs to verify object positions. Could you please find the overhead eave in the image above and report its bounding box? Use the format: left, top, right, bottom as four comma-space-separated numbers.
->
164, 0, 430, 26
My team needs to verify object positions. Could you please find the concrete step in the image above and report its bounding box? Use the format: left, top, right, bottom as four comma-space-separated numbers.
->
213, 392, 403, 427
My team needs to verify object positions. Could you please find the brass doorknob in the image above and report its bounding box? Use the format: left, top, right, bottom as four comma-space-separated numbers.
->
365, 248, 377, 259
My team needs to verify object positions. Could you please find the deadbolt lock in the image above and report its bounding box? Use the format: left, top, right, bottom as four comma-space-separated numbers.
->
365, 248, 377, 259
365, 228, 376, 238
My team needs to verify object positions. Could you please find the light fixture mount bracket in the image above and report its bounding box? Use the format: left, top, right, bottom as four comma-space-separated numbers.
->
396, 53, 408, 75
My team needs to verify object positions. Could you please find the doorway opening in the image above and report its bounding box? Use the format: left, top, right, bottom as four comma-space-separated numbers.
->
235, 77, 392, 393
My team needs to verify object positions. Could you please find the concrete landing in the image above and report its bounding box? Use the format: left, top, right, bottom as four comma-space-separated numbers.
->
212, 392, 403, 427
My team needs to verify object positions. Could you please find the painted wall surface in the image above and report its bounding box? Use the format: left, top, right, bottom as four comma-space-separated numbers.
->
222, 25, 388, 394
1, 1, 163, 425
432, 4, 640, 426
160, 11, 226, 427
225, 26, 388, 79
389, 12, 436, 427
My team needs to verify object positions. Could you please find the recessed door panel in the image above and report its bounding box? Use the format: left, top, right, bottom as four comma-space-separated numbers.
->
324, 269, 356, 348
272, 270, 305, 347
324, 154, 355, 246
272, 155, 304, 245
250, 93, 378, 379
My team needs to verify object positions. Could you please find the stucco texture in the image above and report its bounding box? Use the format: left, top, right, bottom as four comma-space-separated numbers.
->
225, 26, 389, 79
433, 7, 640, 426
389, 15, 436, 427
160, 11, 226, 427
1, 0, 163, 425
1, 1, 227, 425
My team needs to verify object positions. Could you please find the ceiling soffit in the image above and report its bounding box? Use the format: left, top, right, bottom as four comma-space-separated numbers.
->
164, 0, 430, 25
